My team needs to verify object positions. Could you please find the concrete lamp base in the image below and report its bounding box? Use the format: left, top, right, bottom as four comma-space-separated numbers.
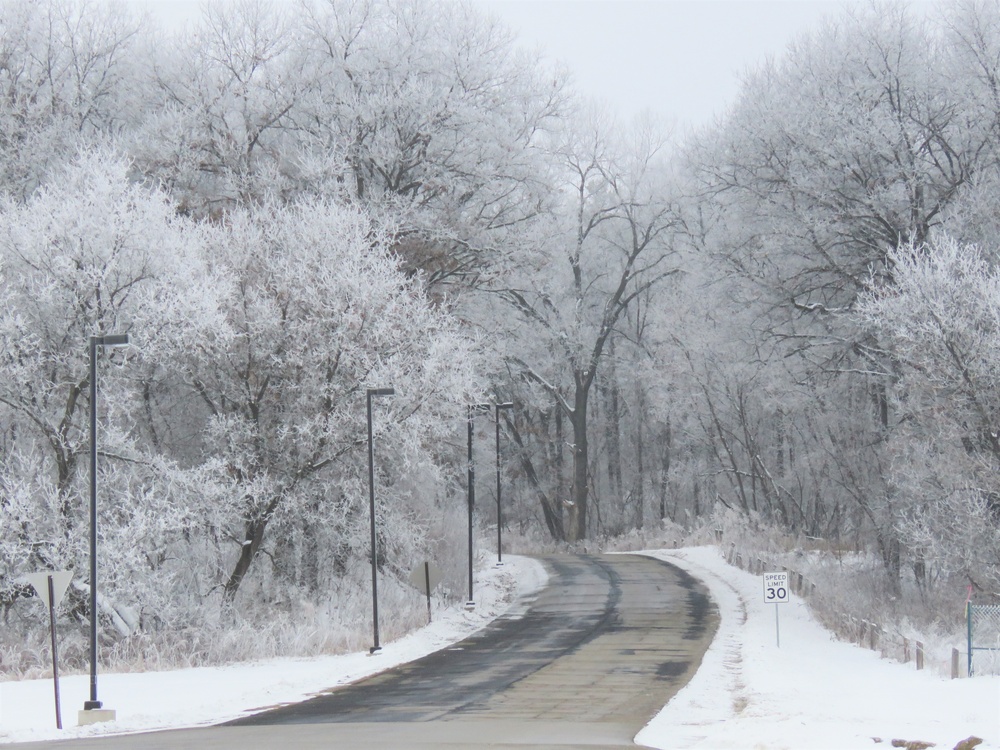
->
78, 709, 116, 726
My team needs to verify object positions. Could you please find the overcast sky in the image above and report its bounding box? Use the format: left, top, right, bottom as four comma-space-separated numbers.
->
129, 0, 851, 128
479, 0, 846, 127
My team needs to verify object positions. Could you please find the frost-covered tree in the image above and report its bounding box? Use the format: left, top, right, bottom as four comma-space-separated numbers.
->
0, 150, 212, 628
0, 0, 144, 198
501, 112, 680, 541
858, 236, 1000, 593
163, 199, 480, 602
678, 1, 1000, 586
293, 0, 566, 285
129, 0, 303, 212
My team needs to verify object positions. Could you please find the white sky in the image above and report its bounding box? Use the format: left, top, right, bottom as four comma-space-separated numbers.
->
478, 0, 846, 127
128, 0, 852, 128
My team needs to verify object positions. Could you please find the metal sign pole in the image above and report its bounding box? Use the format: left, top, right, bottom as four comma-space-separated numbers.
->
775, 602, 780, 648
47, 575, 62, 729
26, 571, 72, 728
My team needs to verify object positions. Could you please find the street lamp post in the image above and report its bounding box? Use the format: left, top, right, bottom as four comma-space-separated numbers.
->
84, 333, 129, 713
494, 402, 514, 566
367, 387, 394, 654
466, 404, 490, 607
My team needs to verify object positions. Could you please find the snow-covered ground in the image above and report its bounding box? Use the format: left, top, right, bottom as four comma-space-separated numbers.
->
0, 556, 548, 744
0, 548, 997, 749
636, 547, 1000, 750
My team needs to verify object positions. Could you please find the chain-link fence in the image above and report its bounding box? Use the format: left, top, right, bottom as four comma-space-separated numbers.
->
967, 603, 1000, 676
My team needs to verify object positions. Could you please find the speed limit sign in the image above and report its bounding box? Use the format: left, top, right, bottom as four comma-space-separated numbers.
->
763, 572, 789, 604
763, 571, 789, 647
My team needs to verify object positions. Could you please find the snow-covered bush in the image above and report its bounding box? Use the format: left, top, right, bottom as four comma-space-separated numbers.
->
858, 236, 1000, 599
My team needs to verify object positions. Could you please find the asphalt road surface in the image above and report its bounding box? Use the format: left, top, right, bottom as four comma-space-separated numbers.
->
13, 553, 718, 750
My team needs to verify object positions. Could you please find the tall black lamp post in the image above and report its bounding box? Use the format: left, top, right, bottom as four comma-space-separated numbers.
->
84, 333, 129, 713
367, 386, 394, 654
494, 402, 514, 566
466, 403, 490, 607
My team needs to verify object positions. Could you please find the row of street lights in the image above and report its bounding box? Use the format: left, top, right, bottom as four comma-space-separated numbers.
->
85, 337, 514, 695
464, 402, 514, 606
367, 395, 513, 651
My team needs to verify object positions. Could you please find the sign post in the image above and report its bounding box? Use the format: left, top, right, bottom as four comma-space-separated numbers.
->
24, 571, 73, 729
762, 571, 789, 647
407, 561, 443, 624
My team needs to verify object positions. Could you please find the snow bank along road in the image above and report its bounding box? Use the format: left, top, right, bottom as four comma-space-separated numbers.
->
12, 554, 718, 749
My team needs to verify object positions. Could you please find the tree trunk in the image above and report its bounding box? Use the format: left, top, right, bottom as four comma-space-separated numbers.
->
507, 414, 564, 541
223, 494, 281, 603
555, 406, 566, 512
568, 385, 590, 542
634, 385, 645, 529
223, 517, 268, 604
603, 338, 622, 502
659, 418, 672, 522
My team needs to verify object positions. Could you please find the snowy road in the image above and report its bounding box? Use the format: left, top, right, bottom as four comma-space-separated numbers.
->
9, 554, 718, 749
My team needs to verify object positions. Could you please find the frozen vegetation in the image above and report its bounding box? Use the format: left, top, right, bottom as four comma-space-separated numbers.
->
0, 2, 998, 734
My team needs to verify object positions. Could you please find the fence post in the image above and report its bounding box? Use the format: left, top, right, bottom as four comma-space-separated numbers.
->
903, 637, 910, 663
967, 601, 973, 677
870, 623, 878, 652
952, 648, 960, 679
916, 641, 924, 670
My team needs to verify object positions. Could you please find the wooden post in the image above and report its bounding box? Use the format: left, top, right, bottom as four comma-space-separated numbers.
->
870, 623, 878, 652
423, 562, 433, 624
903, 637, 910, 663
951, 648, 960, 679
916, 641, 924, 670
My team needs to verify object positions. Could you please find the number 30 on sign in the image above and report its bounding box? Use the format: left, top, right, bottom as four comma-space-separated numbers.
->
763, 572, 789, 603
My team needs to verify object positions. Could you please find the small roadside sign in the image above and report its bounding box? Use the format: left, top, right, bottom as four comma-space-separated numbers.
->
24, 571, 73, 729
762, 571, 789, 648
25, 571, 73, 609
408, 561, 443, 596
763, 571, 789, 604
408, 561, 444, 623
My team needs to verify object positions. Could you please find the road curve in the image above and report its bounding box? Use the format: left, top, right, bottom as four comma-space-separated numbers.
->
13, 554, 718, 749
